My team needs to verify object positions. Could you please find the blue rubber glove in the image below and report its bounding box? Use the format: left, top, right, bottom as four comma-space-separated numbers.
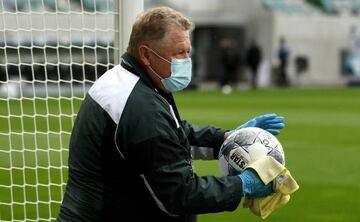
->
238, 169, 273, 197
230, 113, 285, 136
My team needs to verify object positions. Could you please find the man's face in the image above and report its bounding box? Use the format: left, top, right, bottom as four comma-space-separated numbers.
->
147, 27, 192, 79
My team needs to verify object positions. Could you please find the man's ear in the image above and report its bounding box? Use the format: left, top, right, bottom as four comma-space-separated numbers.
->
138, 45, 151, 66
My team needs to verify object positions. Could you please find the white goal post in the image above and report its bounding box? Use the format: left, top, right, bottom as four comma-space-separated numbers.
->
0, 0, 143, 221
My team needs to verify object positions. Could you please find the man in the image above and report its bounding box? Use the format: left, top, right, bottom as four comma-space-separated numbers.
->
57, 7, 285, 222
245, 39, 262, 89
278, 37, 290, 86
219, 37, 241, 92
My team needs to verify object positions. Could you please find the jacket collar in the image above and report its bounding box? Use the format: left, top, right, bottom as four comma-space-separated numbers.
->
120, 52, 181, 121
120, 52, 158, 91
121, 52, 180, 120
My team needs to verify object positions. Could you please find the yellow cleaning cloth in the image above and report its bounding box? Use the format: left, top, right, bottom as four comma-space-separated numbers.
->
243, 156, 299, 219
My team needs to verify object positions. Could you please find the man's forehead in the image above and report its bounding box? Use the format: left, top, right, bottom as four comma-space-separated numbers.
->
164, 27, 190, 42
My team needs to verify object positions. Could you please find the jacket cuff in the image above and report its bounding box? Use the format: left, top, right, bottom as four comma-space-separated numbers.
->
212, 128, 227, 159
227, 176, 243, 211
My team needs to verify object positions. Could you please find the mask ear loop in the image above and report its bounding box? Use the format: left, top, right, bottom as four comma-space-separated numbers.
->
139, 45, 168, 81
142, 45, 171, 80
142, 45, 171, 64
148, 64, 165, 81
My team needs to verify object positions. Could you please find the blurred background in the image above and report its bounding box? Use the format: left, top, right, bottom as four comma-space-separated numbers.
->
0, 0, 360, 221
1, 0, 360, 97
153, 0, 360, 90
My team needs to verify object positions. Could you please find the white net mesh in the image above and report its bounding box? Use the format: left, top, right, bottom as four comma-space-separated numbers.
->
0, 0, 117, 221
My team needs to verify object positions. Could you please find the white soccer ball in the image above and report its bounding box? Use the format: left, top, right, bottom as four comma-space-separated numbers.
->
218, 127, 285, 176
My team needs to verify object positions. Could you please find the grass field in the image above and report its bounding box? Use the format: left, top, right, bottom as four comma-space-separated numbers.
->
1, 87, 360, 221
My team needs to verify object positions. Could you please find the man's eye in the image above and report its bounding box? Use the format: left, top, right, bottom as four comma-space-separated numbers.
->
179, 50, 191, 56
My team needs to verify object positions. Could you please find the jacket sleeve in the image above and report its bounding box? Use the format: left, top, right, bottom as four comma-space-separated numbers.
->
132, 135, 243, 216
122, 95, 242, 216
180, 120, 227, 160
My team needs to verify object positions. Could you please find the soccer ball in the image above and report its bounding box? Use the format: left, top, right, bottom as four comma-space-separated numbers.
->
219, 127, 285, 176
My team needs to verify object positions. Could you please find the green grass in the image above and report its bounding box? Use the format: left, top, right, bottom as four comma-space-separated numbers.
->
176, 88, 360, 222
1, 88, 360, 221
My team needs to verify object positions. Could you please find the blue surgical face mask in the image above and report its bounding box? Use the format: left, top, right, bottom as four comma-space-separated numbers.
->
145, 46, 192, 92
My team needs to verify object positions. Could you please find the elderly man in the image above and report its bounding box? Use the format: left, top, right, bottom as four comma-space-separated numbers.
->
57, 6, 284, 222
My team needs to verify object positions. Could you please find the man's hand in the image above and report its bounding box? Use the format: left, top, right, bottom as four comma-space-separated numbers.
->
228, 113, 285, 137
238, 169, 273, 198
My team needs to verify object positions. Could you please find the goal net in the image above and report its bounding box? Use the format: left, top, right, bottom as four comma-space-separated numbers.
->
0, 0, 117, 221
